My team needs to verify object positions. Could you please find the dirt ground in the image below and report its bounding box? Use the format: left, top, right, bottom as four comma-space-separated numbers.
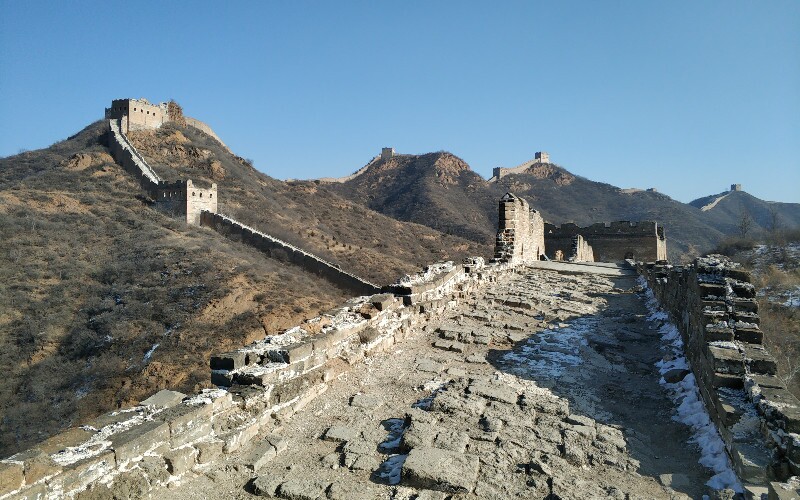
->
161, 265, 712, 499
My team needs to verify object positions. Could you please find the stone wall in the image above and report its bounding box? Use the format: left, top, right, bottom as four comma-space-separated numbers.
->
0, 259, 506, 499
200, 212, 380, 295
492, 193, 545, 264
638, 256, 800, 489
571, 235, 594, 262
107, 119, 162, 189
545, 221, 667, 263
490, 152, 550, 181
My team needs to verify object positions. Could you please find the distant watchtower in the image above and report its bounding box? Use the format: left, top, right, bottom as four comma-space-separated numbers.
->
731, 184, 742, 192
535, 151, 550, 163
105, 98, 168, 133
381, 147, 395, 160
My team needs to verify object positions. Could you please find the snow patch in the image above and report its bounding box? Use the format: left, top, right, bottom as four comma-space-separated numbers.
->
639, 276, 742, 493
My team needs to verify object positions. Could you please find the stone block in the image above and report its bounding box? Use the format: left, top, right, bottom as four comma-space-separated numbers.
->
20, 450, 61, 484
402, 447, 479, 493
371, 293, 397, 311
769, 480, 800, 500
468, 381, 518, 404
140, 389, 186, 408
711, 371, 743, 389
158, 401, 214, 448
277, 478, 332, 500
349, 394, 381, 409
704, 324, 735, 342
252, 475, 283, 497
708, 346, 744, 374
221, 421, 259, 454
743, 347, 778, 375
326, 480, 384, 500
164, 446, 197, 476
729, 441, 770, 485
110, 420, 170, 463
211, 370, 234, 387
37, 427, 94, 454
749, 374, 786, 390
323, 426, 358, 443
733, 298, 759, 313
735, 325, 764, 344
0, 461, 24, 495
286, 342, 313, 363
242, 441, 277, 471
50, 450, 115, 492
210, 350, 248, 371
195, 439, 223, 464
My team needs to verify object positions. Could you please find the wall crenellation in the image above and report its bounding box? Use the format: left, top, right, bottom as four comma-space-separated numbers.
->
545, 220, 667, 262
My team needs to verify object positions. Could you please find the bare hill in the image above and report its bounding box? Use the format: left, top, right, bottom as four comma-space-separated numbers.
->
326, 155, 730, 260
0, 123, 482, 456
690, 189, 800, 235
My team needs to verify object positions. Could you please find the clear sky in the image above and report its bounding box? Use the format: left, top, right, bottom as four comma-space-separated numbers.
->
1, 1, 798, 203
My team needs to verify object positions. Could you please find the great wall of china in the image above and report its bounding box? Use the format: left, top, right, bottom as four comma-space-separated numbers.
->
1, 99, 798, 499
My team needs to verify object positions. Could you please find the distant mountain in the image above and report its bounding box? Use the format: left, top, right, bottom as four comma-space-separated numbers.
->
689, 188, 800, 235
325, 153, 745, 260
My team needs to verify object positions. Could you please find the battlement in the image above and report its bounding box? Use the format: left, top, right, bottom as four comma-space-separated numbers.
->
490, 151, 551, 181
544, 221, 667, 262
105, 98, 168, 133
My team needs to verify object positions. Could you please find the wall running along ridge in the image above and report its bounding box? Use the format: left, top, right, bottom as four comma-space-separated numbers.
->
0, 258, 509, 499
199, 212, 380, 296
545, 221, 667, 263
637, 256, 800, 492
492, 193, 545, 264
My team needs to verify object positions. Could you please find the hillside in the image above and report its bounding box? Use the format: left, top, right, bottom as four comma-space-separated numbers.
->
326, 154, 732, 260
690, 189, 800, 235
0, 122, 482, 457
126, 127, 485, 283
321, 152, 498, 244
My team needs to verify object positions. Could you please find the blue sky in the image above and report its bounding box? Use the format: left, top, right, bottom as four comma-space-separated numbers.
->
1, 1, 798, 203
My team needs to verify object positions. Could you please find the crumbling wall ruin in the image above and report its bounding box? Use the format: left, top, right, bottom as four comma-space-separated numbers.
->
545, 221, 667, 263
638, 256, 800, 489
0, 260, 506, 499
492, 193, 544, 264
571, 234, 594, 262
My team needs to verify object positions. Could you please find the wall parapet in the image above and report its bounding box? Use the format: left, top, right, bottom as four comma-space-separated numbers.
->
637, 255, 800, 490
492, 193, 545, 264
200, 212, 380, 295
546, 220, 666, 262
0, 259, 507, 499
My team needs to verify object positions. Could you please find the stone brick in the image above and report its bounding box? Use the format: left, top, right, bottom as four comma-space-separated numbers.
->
210, 350, 248, 370
164, 447, 197, 476
707, 346, 744, 374
242, 442, 277, 471
323, 426, 358, 443
743, 346, 778, 375
735, 325, 764, 344
50, 450, 115, 492
140, 389, 186, 408
370, 293, 396, 311
37, 427, 94, 454
0, 461, 24, 495
277, 478, 332, 500
468, 381, 518, 404
158, 401, 214, 448
402, 447, 479, 493
110, 420, 170, 463
195, 439, 223, 464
